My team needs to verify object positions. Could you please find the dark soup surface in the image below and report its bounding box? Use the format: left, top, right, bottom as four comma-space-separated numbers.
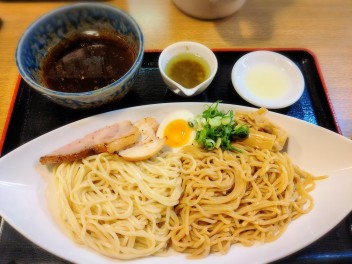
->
41, 31, 136, 93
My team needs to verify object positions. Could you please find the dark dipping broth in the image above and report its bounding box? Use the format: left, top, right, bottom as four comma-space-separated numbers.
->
41, 31, 136, 93
165, 53, 210, 89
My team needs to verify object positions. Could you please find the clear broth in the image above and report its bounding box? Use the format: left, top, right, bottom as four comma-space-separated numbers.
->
165, 53, 210, 89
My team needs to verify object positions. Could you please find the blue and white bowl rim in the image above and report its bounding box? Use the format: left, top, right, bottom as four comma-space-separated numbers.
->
15, 2, 144, 98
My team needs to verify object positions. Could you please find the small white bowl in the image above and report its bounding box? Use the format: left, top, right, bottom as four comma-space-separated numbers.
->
173, 0, 246, 20
158, 41, 218, 97
231, 51, 305, 109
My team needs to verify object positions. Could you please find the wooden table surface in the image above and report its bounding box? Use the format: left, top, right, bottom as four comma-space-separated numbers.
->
0, 0, 351, 145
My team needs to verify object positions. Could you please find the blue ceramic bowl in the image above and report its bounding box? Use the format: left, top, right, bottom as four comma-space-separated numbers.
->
16, 3, 144, 109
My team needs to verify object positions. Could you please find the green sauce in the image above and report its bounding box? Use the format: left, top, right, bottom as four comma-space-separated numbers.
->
165, 53, 210, 88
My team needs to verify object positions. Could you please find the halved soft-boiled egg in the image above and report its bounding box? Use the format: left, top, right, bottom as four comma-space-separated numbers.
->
156, 110, 196, 151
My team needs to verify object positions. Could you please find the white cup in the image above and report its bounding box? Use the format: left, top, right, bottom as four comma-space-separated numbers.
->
173, 0, 246, 20
158, 41, 218, 97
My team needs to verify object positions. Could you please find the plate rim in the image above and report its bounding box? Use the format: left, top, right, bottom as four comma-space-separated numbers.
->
0, 102, 351, 264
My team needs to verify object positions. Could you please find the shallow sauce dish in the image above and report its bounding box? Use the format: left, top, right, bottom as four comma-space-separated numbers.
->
232, 51, 305, 109
0, 103, 352, 263
15, 3, 144, 109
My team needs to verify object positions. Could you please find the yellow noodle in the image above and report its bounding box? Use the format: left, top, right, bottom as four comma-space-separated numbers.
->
54, 152, 182, 260
170, 145, 324, 258
52, 109, 325, 260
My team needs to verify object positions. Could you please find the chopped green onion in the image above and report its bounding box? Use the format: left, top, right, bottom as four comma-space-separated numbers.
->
192, 101, 249, 151
205, 139, 215, 149
215, 137, 222, 148
209, 116, 222, 127
221, 117, 231, 125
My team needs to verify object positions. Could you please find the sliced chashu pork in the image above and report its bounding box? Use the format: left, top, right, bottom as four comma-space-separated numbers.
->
119, 117, 165, 161
39, 117, 166, 165
118, 138, 166, 162
39, 120, 140, 165
134, 117, 159, 144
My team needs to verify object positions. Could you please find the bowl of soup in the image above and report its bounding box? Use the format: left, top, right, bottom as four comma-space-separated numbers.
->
158, 41, 218, 97
16, 3, 144, 109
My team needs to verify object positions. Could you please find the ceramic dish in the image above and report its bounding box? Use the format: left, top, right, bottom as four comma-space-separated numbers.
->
231, 51, 305, 109
15, 3, 144, 109
173, 0, 246, 20
158, 41, 218, 97
0, 103, 351, 263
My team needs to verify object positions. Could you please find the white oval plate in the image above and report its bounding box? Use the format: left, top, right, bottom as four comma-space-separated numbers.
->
0, 102, 351, 264
232, 51, 305, 109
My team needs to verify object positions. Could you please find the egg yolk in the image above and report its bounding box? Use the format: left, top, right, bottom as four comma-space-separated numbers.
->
163, 119, 193, 148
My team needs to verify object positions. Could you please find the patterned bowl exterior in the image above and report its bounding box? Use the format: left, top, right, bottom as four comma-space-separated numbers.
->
16, 3, 144, 109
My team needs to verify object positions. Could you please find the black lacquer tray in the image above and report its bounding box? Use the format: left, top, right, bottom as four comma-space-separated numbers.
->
1, 49, 351, 263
